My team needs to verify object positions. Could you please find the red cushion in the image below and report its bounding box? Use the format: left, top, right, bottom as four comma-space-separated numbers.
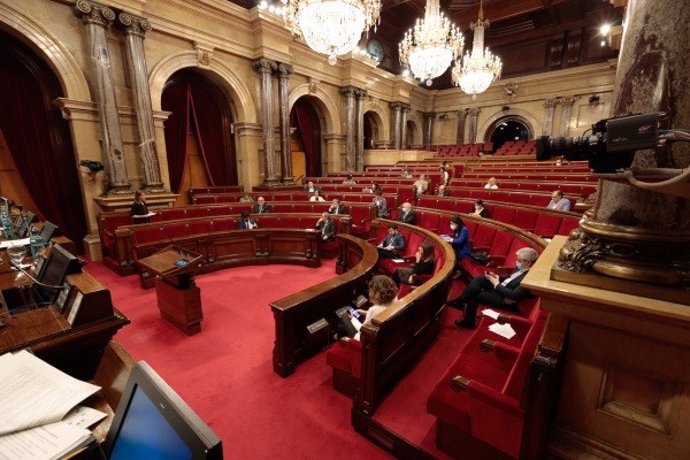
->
325, 339, 363, 379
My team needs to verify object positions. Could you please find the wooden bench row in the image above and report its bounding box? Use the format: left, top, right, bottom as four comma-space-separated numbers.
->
461, 172, 595, 182
447, 181, 596, 198
442, 187, 580, 208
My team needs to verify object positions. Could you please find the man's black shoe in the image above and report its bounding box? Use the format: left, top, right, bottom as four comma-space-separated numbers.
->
454, 318, 476, 329
446, 298, 465, 308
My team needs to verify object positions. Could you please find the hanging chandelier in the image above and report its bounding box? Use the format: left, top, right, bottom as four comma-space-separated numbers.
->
451, 0, 502, 99
281, 0, 382, 65
398, 0, 464, 86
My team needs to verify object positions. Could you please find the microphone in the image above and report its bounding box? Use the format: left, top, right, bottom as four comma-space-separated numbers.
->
10, 260, 67, 290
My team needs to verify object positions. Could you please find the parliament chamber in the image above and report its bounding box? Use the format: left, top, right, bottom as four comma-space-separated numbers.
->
1, 0, 689, 458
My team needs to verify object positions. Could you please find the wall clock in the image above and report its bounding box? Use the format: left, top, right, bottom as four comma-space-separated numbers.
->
366, 39, 384, 63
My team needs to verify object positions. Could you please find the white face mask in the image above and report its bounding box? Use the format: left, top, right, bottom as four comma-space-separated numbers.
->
450, 223, 458, 231
516, 261, 524, 270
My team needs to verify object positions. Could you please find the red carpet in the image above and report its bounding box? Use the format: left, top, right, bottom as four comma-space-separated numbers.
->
85, 261, 393, 459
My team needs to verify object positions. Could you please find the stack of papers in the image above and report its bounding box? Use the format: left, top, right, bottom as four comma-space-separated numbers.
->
0, 351, 106, 460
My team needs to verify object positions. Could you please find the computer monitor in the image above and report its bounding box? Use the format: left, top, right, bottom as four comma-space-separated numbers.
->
35, 244, 80, 303
39, 220, 58, 242
104, 362, 222, 460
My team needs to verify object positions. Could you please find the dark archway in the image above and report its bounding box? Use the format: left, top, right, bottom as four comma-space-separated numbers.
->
290, 97, 322, 178
162, 69, 237, 195
486, 116, 531, 150
0, 31, 87, 252
406, 120, 417, 149
364, 113, 374, 149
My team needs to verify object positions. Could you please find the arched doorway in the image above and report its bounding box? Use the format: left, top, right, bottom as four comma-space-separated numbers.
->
290, 97, 322, 179
363, 111, 378, 149
162, 69, 237, 204
406, 120, 417, 149
0, 31, 87, 251
486, 116, 531, 150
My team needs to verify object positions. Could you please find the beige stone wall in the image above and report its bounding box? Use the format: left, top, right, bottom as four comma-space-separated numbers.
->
0, 0, 616, 255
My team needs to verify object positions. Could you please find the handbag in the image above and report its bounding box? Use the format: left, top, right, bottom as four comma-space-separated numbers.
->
470, 250, 490, 265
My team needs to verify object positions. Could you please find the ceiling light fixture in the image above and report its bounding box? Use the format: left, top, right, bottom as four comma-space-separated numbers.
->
398, 0, 464, 86
281, 0, 382, 65
451, 0, 502, 99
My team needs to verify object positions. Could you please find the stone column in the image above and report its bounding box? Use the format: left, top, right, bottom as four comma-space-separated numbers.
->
400, 104, 410, 149
558, 96, 577, 137
542, 98, 559, 137
117, 12, 165, 192
456, 109, 468, 145
340, 87, 356, 171
468, 107, 481, 143
390, 102, 402, 150
355, 89, 366, 171
253, 58, 280, 186
75, 0, 130, 193
277, 63, 295, 185
423, 112, 435, 149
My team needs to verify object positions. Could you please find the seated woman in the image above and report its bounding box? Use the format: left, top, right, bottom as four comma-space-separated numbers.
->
470, 199, 489, 218
338, 275, 398, 340
309, 190, 325, 202
394, 241, 435, 285
130, 190, 153, 223
441, 215, 471, 261
372, 191, 389, 218
238, 193, 254, 203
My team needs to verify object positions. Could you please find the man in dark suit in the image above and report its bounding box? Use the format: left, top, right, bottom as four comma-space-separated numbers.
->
237, 210, 258, 229
315, 212, 336, 241
328, 199, 347, 215
377, 224, 405, 258
304, 181, 320, 193
252, 196, 272, 214
447, 247, 539, 328
397, 202, 416, 225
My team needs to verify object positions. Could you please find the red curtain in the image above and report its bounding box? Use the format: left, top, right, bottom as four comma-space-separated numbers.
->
162, 71, 237, 193
291, 99, 321, 176
0, 33, 87, 250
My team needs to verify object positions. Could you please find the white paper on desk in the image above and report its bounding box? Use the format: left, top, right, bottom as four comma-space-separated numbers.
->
481, 308, 500, 320
62, 406, 107, 430
0, 421, 91, 460
488, 322, 517, 340
391, 258, 405, 263
0, 238, 30, 249
0, 351, 100, 436
133, 212, 156, 218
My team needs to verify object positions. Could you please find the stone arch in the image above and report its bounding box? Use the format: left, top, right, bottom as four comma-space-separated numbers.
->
149, 51, 256, 123
288, 84, 339, 136
406, 111, 423, 147
0, 3, 90, 101
363, 99, 390, 144
479, 108, 541, 141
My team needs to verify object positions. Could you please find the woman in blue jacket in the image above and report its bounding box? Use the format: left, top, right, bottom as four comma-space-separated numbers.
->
443, 215, 471, 261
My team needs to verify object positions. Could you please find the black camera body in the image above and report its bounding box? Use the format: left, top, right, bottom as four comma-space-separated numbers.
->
536, 113, 659, 172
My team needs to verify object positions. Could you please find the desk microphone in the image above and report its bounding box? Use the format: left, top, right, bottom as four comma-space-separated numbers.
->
10, 261, 67, 290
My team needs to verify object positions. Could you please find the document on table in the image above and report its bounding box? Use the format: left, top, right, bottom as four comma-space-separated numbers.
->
0, 238, 30, 249
0, 419, 93, 460
488, 322, 517, 340
133, 212, 156, 218
0, 350, 101, 436
481, 308, 500, 320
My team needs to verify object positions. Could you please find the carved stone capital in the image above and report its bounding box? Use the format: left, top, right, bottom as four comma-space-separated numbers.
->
559, 96, 578, 107
389, 101, 404, 110
423, 112, 435, 120
468, 107, 481, 116
544, 98, 559, 108
354, 88, 367, 100
277, 63, 294, 78
252, 58, 277, 74
75, 0, 115, 27
340, 86, 357, 97
400, 102, 411, 112
117, 12, 151, 37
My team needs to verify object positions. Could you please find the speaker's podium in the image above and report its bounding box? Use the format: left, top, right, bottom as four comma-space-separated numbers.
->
137, 246, 204, 335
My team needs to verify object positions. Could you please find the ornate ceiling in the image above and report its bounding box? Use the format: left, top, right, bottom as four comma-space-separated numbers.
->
235, 0, 623, 89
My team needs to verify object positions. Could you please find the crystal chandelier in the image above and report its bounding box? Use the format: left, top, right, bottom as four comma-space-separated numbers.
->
398, 0, 464, 86
282, 0, 382, 65
451, 0, 502, 99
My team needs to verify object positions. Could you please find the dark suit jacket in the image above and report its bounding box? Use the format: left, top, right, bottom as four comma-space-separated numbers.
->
316, 219, 336, 240
328, 205, 348, 215
237, 218, 258, 230
380, 232, 405, 252
495, 270, 532, 302
252, 204, 272, 214
130, 201, 148, 217
398, 210, 416, 224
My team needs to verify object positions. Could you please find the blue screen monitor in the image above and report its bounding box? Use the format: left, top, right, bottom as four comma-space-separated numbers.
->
104, 362, 222, 460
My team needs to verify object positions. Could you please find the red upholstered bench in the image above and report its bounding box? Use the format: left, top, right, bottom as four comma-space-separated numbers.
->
325, 338, 363, 397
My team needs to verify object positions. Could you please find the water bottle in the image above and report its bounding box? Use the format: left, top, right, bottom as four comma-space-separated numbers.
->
0, 207, 13, 239
29, 226, 44, 258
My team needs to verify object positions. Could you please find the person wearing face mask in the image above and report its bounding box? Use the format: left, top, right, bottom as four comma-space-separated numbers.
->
447, 247, 539, 328
470, 199, 489, 218
397, 202, 416, 224
441, 215, 471, 261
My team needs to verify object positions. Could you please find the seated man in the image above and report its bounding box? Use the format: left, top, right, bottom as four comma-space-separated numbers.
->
237, 210, 258, 229
440, 161, 451, 186
484, 177, 498, 189
447, 247, 539, 329
373, 191, 389, 218
252, 196, 272, 214
342, 175, 357, 185
547, 190, 571, 211
328, 199, 347, 215
377, 223, 405, 258
304, 181, 320, 193
412, 174, 429, 199
238, 193, 254, 203
437, 184, 447, 197
397, 202, 416, 224
401, 169, 413, 179
315, 212, 336, 241
309, 190, 325, 202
